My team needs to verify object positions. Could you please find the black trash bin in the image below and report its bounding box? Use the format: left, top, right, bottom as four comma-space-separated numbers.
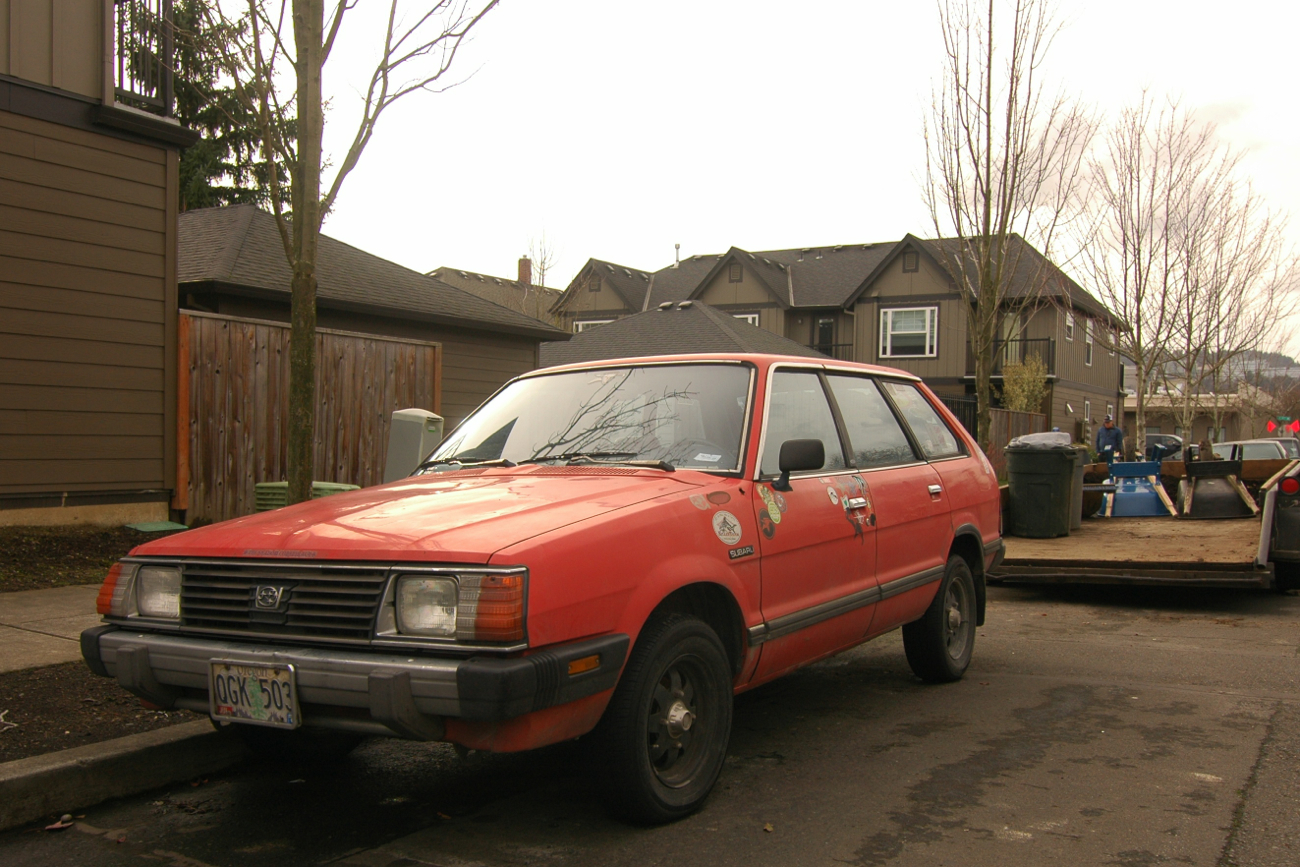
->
1006, 436, 1076, 538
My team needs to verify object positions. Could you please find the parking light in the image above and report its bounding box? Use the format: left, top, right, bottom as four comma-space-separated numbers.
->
96, 563, 131, 616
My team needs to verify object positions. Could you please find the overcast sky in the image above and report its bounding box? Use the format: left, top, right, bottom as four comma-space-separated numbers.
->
318, 1, 1300, 297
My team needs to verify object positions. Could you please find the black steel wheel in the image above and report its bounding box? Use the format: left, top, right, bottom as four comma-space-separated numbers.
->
597, 613, 733, 824
903, 555, 977, 683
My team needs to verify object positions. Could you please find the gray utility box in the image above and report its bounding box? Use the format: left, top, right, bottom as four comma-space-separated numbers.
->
383, 408, 444, 482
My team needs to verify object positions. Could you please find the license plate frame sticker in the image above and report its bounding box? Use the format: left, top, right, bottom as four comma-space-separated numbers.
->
209, 660, 300, 729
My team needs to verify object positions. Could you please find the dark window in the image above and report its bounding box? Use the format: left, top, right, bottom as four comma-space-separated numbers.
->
882, 381, 963, 459
902, 250, 919, 272
729, 263, 743, 283
814, 317, 835, 352
761, 371, 847, 475
587, 278, 601, 293
827, 375, 917, 468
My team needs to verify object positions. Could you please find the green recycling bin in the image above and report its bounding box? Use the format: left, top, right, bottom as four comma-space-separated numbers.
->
1005, 439, 1076, 538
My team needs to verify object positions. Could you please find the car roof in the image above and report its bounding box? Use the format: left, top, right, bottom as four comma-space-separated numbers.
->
527, 352, 923, 382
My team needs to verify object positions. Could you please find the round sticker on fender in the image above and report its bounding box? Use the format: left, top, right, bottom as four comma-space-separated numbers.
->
712, 510, 743, 545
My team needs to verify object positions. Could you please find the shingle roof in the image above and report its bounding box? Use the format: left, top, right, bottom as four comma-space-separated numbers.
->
538, 302, 826, 367
178, 205, 568, 339
428, 266, 563, 325
909, 235, 1118, 325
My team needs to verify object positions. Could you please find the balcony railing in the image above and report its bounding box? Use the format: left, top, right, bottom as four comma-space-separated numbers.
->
809, 343, 854, 361
114, 0, 174, 116
966, 337, 1056, 377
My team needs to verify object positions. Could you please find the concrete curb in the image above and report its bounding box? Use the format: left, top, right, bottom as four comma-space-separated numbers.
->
0, 720, 247, 832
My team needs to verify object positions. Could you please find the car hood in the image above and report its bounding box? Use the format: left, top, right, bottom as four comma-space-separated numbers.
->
134, 467, 702, 563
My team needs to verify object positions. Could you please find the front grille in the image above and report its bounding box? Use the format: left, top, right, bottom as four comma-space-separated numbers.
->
180, 562, 389, 643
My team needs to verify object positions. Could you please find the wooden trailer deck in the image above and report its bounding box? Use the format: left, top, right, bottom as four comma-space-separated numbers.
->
991, 516, 1273, 587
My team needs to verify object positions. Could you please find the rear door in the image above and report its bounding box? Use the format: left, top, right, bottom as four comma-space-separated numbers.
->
749, 368, 878, 682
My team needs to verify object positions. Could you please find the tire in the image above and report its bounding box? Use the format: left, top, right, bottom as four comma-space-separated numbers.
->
597, 613, 733, 824
903, 555, 977, 683
225, 723, 364, 761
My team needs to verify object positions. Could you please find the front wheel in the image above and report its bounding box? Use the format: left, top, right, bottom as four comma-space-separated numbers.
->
902, 555, 977, 683
597, 614, 733, 824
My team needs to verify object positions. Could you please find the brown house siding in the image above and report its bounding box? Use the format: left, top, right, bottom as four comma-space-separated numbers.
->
0, 106, 175, 503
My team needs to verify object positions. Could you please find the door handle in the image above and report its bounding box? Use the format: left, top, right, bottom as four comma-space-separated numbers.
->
846, 497, 868, 510
928, 484, 942, 495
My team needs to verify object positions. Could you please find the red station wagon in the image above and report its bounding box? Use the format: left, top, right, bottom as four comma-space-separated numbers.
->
82, 354, 1003, 823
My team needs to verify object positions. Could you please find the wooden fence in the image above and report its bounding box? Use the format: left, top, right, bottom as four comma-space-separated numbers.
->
175, 311, 441, 524
940, 396, 1047, 479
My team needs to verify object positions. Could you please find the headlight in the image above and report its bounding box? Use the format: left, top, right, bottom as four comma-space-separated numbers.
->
396, 576, 458, 636
389, 571, 526, 642
136, 566, 181, 619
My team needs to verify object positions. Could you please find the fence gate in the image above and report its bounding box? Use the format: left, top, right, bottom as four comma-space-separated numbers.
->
174, 311, 442, 524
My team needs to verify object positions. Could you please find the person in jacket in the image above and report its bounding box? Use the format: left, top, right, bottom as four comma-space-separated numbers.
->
1096, 415, 1124, 463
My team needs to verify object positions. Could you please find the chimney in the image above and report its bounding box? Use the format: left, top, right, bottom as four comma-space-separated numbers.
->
518, 256, 532, 286
672, 243, 680, 268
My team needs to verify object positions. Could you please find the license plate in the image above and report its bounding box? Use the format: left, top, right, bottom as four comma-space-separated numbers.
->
209, 661, 299, 729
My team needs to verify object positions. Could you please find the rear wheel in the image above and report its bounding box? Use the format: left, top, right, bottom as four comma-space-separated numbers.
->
903, 555, 976, 683
597, 613, 733, 824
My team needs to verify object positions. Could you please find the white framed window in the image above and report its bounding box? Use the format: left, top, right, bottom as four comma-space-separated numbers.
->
1108, 327, 1116, 356
733, 313, 759, 326
1106, 403, 1114, 419
1084, 399, 1091, 424
1065, 313, 1075, 341
879, 306, 938, 358
574, 319, 613, 333
1085, 319, 1094, 366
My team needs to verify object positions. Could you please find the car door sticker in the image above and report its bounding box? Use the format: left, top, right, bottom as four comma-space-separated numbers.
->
758, 486, 782, 524
834, 474, 876, 541
827, 486, 839, 505
712, 511, 743, 545
758, 508, 776, 539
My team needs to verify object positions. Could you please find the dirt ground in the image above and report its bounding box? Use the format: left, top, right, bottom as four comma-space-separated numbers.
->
0, 525, 183, 593
0, 661, 198, 763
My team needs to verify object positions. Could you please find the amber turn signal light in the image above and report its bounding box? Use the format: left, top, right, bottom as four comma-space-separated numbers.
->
567, 654, 600, 676
96, 563, 126, 616
472, 573, 525, 642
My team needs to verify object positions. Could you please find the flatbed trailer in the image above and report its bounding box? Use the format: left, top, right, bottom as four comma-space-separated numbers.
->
990, 516, 1275, 588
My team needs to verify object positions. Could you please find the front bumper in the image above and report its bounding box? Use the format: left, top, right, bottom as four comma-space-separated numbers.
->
81, 625, 628, 740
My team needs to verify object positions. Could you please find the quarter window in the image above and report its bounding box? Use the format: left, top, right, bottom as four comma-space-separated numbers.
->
827, 375, 917, 468
760, 371, 847, 475
879, 307, 938, 358
881, 381, 963, 459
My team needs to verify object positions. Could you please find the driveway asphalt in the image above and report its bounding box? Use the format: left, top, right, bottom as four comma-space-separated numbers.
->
0, 583, 1295, 867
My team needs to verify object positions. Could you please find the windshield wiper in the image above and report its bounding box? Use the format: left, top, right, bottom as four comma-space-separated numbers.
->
522, 451, 675, 471
414, 457, 516, 473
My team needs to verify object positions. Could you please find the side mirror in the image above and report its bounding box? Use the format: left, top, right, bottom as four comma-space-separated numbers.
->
772, 439, 824, 492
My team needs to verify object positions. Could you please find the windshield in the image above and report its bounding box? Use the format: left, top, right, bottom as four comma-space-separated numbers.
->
426, 363, 752, 472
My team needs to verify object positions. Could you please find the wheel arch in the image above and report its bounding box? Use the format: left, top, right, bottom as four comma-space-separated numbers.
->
949, 525, 987, 627
643, 582, 748, 678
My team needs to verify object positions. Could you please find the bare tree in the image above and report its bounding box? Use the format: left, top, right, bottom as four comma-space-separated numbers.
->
527, 230, 559, 289
1081, 95, 1212, 456
204, 0, 499, 502
923, 0, 1095, 450
1160, 135, 1296, 443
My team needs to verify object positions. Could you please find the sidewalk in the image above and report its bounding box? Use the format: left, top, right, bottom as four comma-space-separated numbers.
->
0, 584, 103, 674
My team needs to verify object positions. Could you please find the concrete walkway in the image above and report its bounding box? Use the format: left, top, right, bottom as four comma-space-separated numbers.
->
0, 585, 102, 674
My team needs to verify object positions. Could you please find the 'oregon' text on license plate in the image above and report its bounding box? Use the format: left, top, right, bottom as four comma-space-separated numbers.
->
209, 661, 299, 729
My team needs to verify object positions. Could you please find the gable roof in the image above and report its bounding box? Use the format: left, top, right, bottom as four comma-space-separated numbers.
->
428, 266, 562, 325
538, 301, 826, 367
845, 233, 1118, 326
178, 205, 567, 339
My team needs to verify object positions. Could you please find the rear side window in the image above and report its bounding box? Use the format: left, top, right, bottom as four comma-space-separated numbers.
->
881, 381, 964, 459
761, 371, 847, 475
826, 375, 917, 468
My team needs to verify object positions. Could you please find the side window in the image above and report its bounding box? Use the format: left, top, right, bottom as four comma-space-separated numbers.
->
881, 381, 964, 459
761, 371, 847, 475
826, 375, 917, 468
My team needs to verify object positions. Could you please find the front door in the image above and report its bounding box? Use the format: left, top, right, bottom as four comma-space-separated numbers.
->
750, 369, 878, 682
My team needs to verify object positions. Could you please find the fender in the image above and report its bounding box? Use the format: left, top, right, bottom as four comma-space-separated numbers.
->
952, 521, 989, 627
